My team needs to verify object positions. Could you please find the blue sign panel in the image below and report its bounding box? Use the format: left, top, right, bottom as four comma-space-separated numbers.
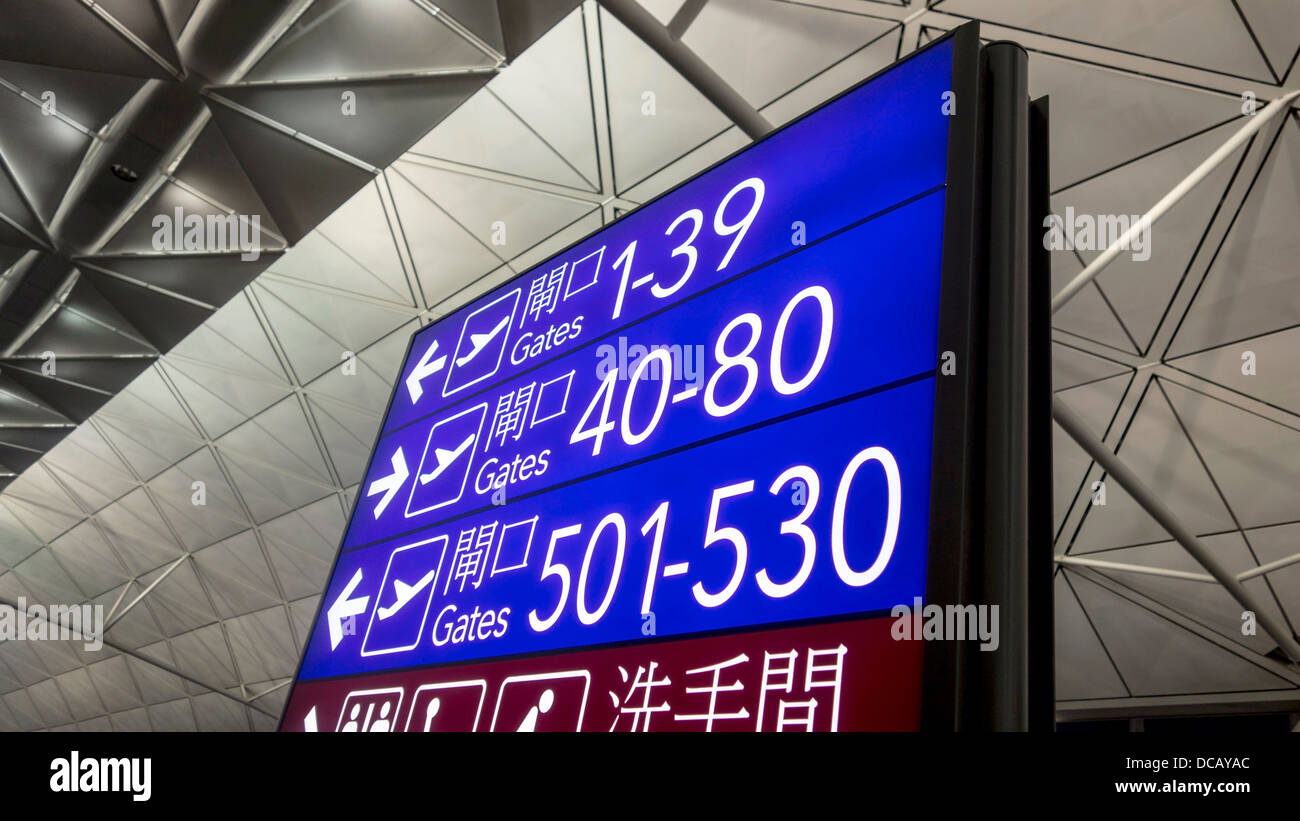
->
291, 36, 960, 684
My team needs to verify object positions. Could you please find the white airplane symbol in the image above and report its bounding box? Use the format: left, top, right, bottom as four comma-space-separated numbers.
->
455, 315, 510, 367
419, 433, 475, 485
376, 569, 438, 621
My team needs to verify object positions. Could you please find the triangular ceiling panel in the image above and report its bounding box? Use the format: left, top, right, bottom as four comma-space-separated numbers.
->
0, 373, 72, 426
161, 358, 293, 440
0, 58, 145, 132
437, 0, 507, 55
146, 447, 250, 551
172, 120, 285, 240
1068, 379, 1234, 553
2, 360, 115, 424
385, 168, 504, 309
213, 73, 492, 170
1246, 522, 1300, 633
1054, 119, 1246, 353
0, 492, 80, 546
1027, 51, 1240, 191
164, 624, 239, 691
302, 321, 414, 415
92, 0, 183, 74
80, 253, 280, 309
217, 447, 336, 527
1094, 534, 1291, 657
224, 605, 297, 683
1236, 0, 1299, 81
169, 294, 288, 385
0, 0, 171, 78
305, 393, 381, 487
206, 100, 375, 245
1159, 378, 1300, 531
410, 86, 595, 191
243, 0, 493, 83
258, 496, 344, 602
679, 0, 897, 109
486, 6, 599, 188
94, 489, 184, 576
3, 356, 151, 396
267, 182, 412, 306
191, 531, 282, 620
497, 0, 585, 60
1066, 571, 1290, 696
78, 269, 214, 353
0, 163, 44, 242
47, 520, 130, 600
1167, 120, 1300, 358
16, 276, 156, 358
216, 395, 332, 488
1168, 325, 1300, 417
1053, 341, 1131, 392
941, 0, 1273, 81
0, 90, 92, 223
251, 277, 416, 385
99, 179, 284, 256
392, 160, 594, 263
1050, 245, 1138, 354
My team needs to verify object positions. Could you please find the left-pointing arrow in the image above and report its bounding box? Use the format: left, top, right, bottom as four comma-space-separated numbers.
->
367, 446, 409, 519
406, 340, 448, 403
327, 568, 369, 651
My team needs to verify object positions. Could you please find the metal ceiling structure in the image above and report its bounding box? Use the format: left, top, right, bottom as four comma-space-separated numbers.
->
0, 0, 1296, 730
0, 0, 579, 488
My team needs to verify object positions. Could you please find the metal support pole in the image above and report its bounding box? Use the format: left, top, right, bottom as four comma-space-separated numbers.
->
1051, 89, 1300, 313
1052, 396, 1300, 663
981, 41, 1032, 731
666, 0, 709, 39
1056, 554, 1215, 583
104, 553, 189, 632
597, 0, 773, 140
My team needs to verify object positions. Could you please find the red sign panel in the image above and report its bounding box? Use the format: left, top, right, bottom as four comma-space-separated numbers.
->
282, 615, 919, 732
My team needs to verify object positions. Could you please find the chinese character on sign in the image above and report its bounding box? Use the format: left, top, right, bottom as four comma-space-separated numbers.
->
488, 382, 536, 449
755, 645, 847, 732
523, 265, 566, 325
608, 662, 672, 732
673, 653, 750, 731
447, 524, 496, 593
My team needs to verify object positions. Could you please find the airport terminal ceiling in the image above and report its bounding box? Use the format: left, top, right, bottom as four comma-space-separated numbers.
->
0, 0, 1296, 731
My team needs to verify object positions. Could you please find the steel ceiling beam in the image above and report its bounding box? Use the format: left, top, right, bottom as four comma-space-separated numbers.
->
1051, 89, 1300, 313
597, 0, 773, 140
1053, 395, 1300, 663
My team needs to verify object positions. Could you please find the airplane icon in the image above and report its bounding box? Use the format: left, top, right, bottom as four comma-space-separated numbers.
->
443, 289, 520, 397
455, 316, 510, 367
419, 433, 474, 485
407, 402, 487, 518
376, 569, 438, 621
361, 536, 448, 657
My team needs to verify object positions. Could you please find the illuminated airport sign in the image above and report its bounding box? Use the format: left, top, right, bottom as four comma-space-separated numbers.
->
282, 30, 976, 732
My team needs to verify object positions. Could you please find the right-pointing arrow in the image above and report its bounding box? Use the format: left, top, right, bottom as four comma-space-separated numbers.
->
406, 340, 448, 403
367, 446, 409, 519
